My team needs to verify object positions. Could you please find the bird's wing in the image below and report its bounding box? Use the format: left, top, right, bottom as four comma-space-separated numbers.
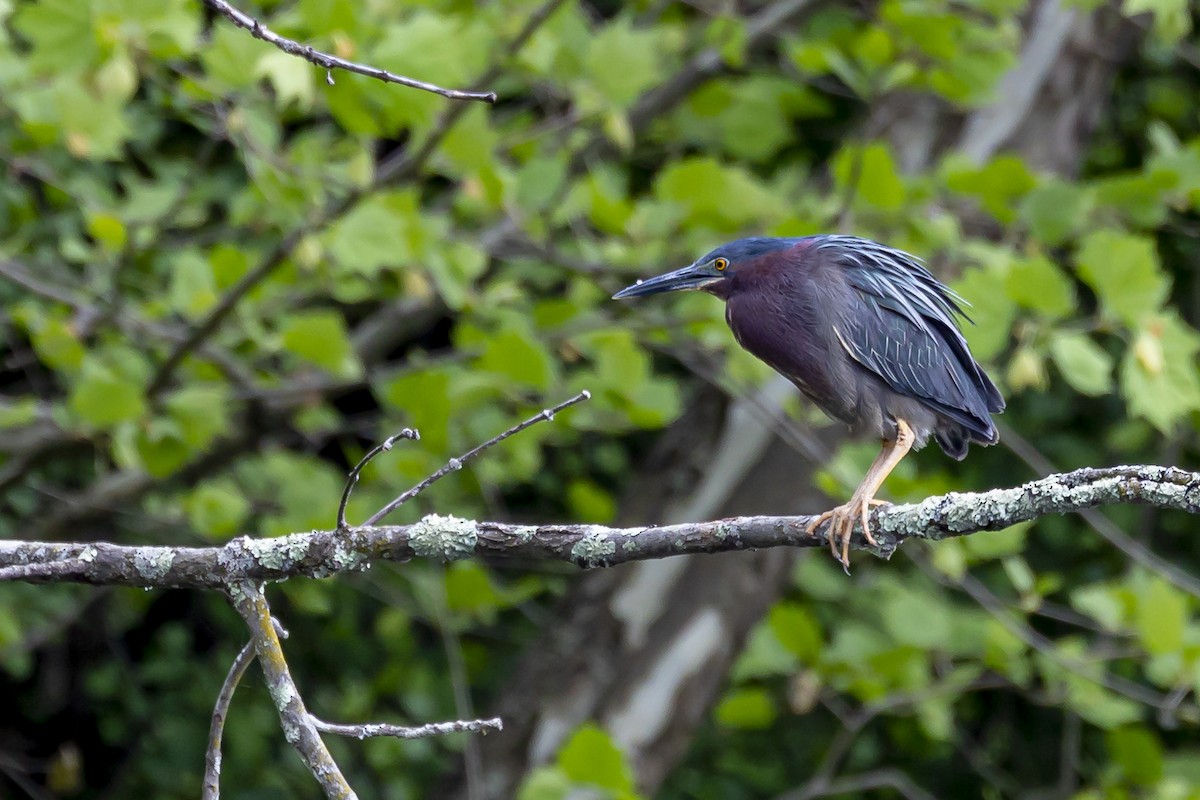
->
824, 242, 1004, 437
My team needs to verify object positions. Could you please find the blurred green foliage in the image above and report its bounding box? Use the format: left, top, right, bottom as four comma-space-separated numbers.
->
2, 0, 1200, 798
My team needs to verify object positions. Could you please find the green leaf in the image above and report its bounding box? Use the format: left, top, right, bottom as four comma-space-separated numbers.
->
517, 768, 572, 800
168, 251, 218, 320
1107, 725, 1164, 786
1005, 254, 1075, 318
1049, 333, 1113, 396
324, 194, 411, 276
134, 419, 191, 477
715, 687, 777, 730
69, 362, 146, 429
280, 311, 360, 376
833, 141, 905, 210
187, 480, 250, 539
0, 398, 40, 429
476, 325, 556, 390
1124, 0, 1191, 45
445, 562, 501, 618
515, 154, 569, 214
654, 157, 779, 229
1071, 584, 1126, 631
86, 212, 127, 253
30, 316, 85, 372
731, 622, 800, 681
12, 0, 98, 72
1119, 312, 1200, 432
1136, 577, 1186, 656
1075, 230, 1169, 326
255, 50, 314, 110
882, 582, 951, 649
768, 602, 822, 662
952, 252, 1016, 361
1020, 181, 1091, 245
583, 17, 666, 109
166, 384, 230, 452
557, 724, 635, 794
943, 154, 1037, 222
381, 367, 453, 452
566, 479, 616, 523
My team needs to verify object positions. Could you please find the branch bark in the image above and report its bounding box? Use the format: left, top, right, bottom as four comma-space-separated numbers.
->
2, 466, 1196, 587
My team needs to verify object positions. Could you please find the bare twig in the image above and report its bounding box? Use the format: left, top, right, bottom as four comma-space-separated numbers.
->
310, 716, 502, 740
788, 675, 1008, 800
337, 428, 420, 531
363, 391, 592, 526
227, 581, 356, 799
796, 769, 939, 800
200, 0, 496, 102
0, 260, 80, 307
202, 640, 257, 800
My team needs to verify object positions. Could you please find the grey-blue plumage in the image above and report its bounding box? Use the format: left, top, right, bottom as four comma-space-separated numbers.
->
712, 236, 1002, 459
612, 234, 1005, 567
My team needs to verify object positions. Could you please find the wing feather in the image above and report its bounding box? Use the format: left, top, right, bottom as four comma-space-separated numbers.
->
818, 237, 1004, 438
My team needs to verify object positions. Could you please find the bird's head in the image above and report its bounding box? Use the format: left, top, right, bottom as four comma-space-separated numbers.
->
612, 237, 803, 301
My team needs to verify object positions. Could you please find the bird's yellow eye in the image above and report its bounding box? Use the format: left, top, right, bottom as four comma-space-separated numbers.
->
714, 258, 728, 271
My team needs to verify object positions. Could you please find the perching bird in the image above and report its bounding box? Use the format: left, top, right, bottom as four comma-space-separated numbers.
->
613, 235, 1004, 568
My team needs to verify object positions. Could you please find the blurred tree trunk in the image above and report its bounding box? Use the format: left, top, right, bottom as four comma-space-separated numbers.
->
441, 3, 1138, 798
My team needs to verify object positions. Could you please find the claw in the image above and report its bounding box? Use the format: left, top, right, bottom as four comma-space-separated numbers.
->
806, 496, 892, 572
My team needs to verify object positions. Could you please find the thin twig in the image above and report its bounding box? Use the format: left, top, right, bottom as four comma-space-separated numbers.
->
227, 581, 356, 800
202, 640, 257, 800
804, 769, 938, 800
363, 390, 591, 526
310, 716, 502, 740
200, 0, 495, 102
337, 429, 420, 531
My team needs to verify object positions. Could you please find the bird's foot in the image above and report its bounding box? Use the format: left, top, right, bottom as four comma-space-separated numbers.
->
804, 497, 890, 572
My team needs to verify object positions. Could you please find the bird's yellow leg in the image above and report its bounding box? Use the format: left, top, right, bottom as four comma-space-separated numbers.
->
806, 419, 915, 569
806, 442, 891, 549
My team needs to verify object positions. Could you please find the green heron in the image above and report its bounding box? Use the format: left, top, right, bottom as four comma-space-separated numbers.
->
613, 235, 1004, 567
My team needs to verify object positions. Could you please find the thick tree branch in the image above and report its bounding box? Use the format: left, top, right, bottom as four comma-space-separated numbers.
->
2, 466, 1196, 587
200, 0, 496, 102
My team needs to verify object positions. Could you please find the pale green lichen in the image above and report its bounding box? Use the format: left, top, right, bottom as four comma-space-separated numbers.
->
714, 522, 735, 541
133, 549, 174, 581
570, 530, 616, 567
409, 514, 478, 561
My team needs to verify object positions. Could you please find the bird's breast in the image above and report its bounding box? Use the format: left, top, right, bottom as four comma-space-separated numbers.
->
725, 291, 847, 411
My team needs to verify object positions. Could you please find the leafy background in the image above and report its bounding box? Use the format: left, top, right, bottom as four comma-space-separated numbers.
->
2, 0, 1200, 798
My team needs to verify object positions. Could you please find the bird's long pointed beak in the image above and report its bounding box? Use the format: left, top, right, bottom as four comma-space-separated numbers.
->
612, 264, 712, 299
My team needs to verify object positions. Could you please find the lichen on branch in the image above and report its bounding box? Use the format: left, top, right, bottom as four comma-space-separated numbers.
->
2, 465, 1196, 588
